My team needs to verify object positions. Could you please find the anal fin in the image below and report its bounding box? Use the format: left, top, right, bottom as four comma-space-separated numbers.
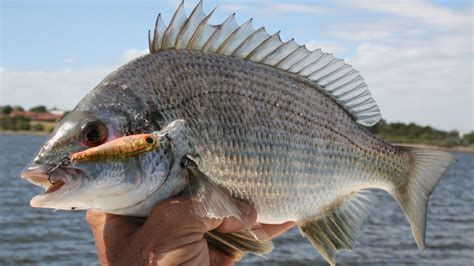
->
298, 191, 375, 265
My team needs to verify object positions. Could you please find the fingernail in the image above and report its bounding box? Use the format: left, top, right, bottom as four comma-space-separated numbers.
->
251, 228, 269, 241
251, 223, 263, 230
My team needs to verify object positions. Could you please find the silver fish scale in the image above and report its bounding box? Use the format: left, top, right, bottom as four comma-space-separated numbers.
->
106, 50, 411, 223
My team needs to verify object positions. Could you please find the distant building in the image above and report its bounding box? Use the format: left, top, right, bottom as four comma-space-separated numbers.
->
9, 110, 62, 122
48, 108, 66, 116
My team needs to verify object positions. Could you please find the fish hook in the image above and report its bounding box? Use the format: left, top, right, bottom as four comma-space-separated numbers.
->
47, 157, 71, 184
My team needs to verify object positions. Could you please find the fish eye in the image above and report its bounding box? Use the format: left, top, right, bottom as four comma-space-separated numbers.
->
80, 120, 108, 147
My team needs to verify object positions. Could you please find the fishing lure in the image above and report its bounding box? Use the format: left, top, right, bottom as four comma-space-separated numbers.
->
71, 133, 158, 162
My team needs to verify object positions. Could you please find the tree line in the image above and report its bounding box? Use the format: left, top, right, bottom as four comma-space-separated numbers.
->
365, 119, 474, 147
0, 105, 65, 132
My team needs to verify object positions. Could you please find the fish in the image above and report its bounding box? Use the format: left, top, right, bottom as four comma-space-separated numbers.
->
20, 1, 455, 265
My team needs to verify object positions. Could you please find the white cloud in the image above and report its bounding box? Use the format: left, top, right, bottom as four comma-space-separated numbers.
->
316, 0, 474, 131
338, 0, 471, 29
325, 21, 394, 41
343, 29, 473, 131
219, 3, 249, 12
121, 48, 149, 63
0, 67, 114, 110
64, 58, 73, 64
0, 48, 150, 110
306, 40, 345, 56
272, 3, 328, 14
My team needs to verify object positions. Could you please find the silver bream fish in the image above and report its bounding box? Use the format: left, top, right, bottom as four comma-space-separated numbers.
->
21, 2, 454, 265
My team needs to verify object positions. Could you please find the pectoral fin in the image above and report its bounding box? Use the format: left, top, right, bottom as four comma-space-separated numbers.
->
181, 156, 273, 258
181, 157, 246, 223
298, 191, 375, 266
206, 229, 273, 261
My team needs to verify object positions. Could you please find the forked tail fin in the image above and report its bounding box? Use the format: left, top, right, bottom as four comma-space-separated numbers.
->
394, 147, 454, 253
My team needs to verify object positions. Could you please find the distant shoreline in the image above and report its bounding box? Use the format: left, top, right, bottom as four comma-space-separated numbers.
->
396, 143, 474, 153
1, 130, 473, 153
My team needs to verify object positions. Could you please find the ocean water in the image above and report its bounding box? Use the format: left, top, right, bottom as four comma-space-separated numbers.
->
0, 134, 472, 265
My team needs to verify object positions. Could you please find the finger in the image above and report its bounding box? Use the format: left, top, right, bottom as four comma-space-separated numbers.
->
85, 210, 106, 228
260, 221, 296, 239
209, 248, 234, 266
145, 198, 223, 235
86, 210, 146, 264
215, 201, 257, 233
155, 239, 208, 266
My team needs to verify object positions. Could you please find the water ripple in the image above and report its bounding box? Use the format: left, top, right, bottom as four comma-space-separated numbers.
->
1, 135, 472, 265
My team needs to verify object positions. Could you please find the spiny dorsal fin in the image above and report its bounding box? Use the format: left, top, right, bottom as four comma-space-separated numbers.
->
148, 1, 381, 126
298, 191, 375, 265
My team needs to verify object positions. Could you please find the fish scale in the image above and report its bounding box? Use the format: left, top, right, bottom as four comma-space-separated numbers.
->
114, 49, 405, 222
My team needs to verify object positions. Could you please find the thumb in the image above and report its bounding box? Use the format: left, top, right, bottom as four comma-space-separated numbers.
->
85, 210, 146, 264
142, 198, 224, 237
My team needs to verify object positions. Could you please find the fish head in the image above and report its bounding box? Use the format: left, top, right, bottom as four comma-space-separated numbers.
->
20, 79, 181, 214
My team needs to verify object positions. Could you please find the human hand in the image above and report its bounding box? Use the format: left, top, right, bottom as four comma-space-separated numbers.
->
86, 198, 295, 266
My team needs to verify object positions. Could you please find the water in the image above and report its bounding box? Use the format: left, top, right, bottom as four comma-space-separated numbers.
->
0, 134, 473, 265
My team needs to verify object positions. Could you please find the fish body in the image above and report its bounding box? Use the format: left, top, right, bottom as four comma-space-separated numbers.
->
21, 2, 454, 264
116, 49, 406, 223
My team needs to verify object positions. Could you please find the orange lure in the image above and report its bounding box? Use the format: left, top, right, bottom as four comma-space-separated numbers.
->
71, 134, 158, 162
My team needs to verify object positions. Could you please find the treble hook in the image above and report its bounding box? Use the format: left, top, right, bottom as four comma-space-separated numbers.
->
47, 157, 71, 184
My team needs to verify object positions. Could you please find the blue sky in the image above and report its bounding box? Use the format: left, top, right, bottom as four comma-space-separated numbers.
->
1, 0, 473, 132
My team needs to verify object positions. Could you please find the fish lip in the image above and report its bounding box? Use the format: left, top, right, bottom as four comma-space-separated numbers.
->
21, 164, 81, 184
21, 165, 54, 189
21, 164, 83, 207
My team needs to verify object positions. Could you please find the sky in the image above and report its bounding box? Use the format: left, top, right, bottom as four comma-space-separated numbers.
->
1, 0, 473, 132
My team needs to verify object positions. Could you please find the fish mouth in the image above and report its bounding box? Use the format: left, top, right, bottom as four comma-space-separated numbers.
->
21, 164, 81, 208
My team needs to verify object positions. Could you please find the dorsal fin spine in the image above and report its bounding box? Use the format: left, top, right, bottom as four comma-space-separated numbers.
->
306, 54, 335, 77
232, 27, 265, 57
148, 30, 153, 52
313, 60, 347, 83
149, 14, 165, 53
309, 58, 339, 80
280, 46, 311, 70
203, 13, 236, 52
246, 31, 280, 60
217, 19, 253, 54
326, 74, 362, 92
331, 78, 364, 94
295, 49, 323, 75
176, 1, 205, 48
339, 85, 368, 102
148, 2, 382, 126
321, 66, 354, 84
292, 49, 325, 73
351, 99, 377, 110
187, 7, 216, 49
260, 39, 291, 63
162, 1, 185, 49
275, 45, 305, 69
